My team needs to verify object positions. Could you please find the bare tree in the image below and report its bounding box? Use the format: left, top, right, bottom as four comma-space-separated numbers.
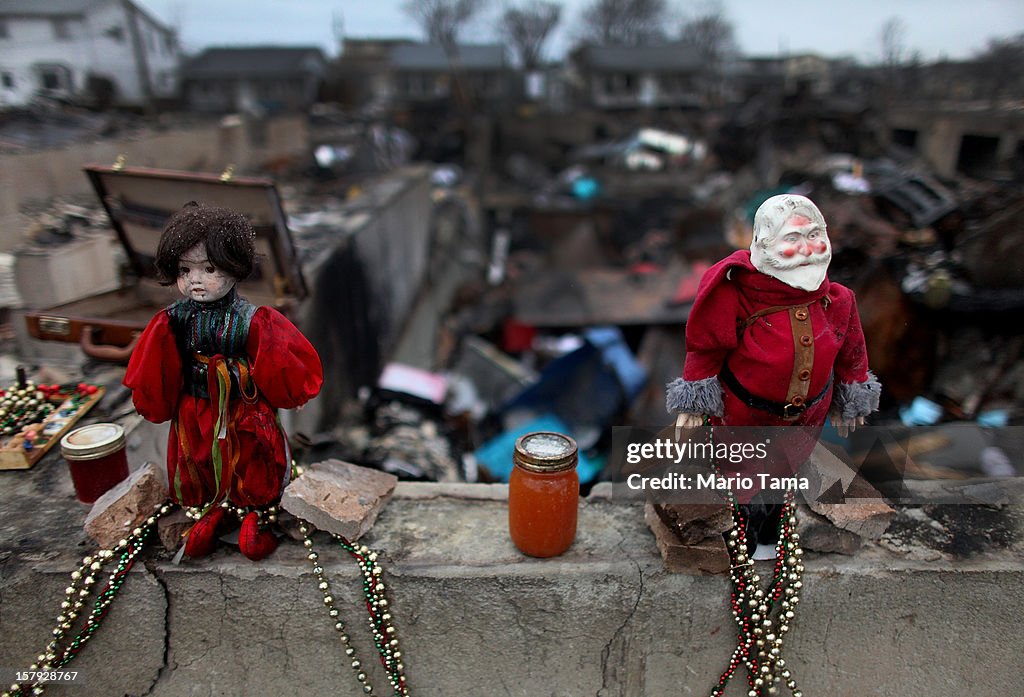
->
973, 32, 1024, 102
677, 2, 736, 106
500, 1, 562, 69
578, 0, 671, 46
679, 1, 737, 65
403, 0, 490, 55
877, 16, 909, 100
975, 31, 1024, 62
879, 16, 907, 68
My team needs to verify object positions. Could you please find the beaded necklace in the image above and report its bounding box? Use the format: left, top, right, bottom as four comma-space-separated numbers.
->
300, 524, 410, 696
706, 424, 805, 697
3, 501, 171, 697
3, 502, 412, 697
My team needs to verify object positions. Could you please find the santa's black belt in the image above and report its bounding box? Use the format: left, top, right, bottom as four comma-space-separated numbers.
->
719, 365, 832, 419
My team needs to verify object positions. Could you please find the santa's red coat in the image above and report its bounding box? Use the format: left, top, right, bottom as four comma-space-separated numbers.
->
683, 250, 871, 428
670, 251, 876, 498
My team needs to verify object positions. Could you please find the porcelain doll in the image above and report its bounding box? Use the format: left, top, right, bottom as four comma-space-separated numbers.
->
124, 201, 323, 560
667, 194, 880, 557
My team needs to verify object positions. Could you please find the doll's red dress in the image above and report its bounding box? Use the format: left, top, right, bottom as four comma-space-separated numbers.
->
124, 289, 322, 537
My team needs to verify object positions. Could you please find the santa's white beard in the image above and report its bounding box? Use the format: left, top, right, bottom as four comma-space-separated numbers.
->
751, 249, 830, 291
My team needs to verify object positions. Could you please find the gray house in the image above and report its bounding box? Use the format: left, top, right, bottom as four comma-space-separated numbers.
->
385, 43, 510, 107
181, 46, 326, 113
334, 37, 414, 108
570, 43, 704, 110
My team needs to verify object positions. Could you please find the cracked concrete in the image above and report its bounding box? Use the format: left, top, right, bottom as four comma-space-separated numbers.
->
599, 555, 645, 697
2, 441, 1024, 696
139, 560, 173, 697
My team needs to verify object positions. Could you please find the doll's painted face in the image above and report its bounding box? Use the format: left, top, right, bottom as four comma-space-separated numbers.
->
750, 194, 832, 291
176, 243, 236, 302
752, 214, 831, 291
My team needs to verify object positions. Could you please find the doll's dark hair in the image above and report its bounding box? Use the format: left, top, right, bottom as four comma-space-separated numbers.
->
154, 201, 256, 284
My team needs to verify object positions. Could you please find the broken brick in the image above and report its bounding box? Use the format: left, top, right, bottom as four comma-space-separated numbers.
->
653, 502, 733, 545
645, 502, 731, 574
796, 505, 862, 555
157, 508, 191, 551
808, 499, 895, 541
802, 443, 895, 540
806, 474, 895, 540
84, 462, 168, 549
280, 459, 398, 541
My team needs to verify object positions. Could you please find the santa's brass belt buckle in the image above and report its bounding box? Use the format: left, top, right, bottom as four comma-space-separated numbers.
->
782, 402, 806, 419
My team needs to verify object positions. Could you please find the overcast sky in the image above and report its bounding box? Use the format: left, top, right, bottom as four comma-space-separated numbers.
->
137, 0, 1023, 63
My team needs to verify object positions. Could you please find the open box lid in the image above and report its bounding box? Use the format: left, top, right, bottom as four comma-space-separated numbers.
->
84, 163, 307, 303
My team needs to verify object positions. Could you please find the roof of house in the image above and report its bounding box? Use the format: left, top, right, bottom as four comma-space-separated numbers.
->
341, 38, 415, 64
344, 37, 416, 48
182, 47, 327, 80
574, 44, 702, 72
0, 0, 99, 15
389, 43, 506, 71
0, 0, 174, 34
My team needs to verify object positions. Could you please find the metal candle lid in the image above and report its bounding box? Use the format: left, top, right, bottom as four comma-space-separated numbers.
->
60, 423, 126, 461
513, 432, 578, 473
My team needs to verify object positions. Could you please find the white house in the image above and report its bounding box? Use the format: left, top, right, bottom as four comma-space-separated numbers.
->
0, 0, 180, 108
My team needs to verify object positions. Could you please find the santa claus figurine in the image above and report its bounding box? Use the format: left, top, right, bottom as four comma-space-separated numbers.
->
124, 201, 323, 561
667, 194, 880, 557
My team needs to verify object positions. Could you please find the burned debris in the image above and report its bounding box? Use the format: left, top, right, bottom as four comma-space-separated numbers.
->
0, 48, 1021, 570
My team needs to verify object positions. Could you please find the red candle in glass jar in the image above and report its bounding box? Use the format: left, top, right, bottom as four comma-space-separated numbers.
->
508, 432, 579, 558
61, 423, 129, 504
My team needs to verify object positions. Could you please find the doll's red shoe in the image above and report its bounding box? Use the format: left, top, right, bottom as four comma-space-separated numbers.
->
184, 506, 226, 558
238, 511, 278, 561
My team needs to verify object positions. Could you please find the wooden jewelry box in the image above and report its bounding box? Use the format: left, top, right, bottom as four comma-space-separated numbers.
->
24, 163, 308, 361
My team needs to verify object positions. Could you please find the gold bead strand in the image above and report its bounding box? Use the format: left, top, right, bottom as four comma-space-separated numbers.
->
2, 501, 173, 697
337, 539, 409, 696
299, 523, 390, 696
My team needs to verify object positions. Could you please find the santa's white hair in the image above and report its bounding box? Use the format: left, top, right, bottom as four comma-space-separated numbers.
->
749, 194, 831, 291
751, 194, 827, 250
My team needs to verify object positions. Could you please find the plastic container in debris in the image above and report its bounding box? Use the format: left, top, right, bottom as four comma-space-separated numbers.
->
61, 423, 129, 504
508, 431, 579, 558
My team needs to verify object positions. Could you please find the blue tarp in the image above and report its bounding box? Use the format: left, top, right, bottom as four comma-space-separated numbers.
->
475, 327, 645, 485
473, 413, 603, 484
503, 326, 647, 434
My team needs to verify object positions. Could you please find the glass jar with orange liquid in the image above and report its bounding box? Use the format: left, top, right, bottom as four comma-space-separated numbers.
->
508, 432, 579, 557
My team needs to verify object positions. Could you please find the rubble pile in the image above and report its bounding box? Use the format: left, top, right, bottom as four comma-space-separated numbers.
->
302, 114, 1023, 510
16, 197, 112, 248
358, 105, 1022, 565
362, 401, 464, 482
4, 93, 1021, 568
0, 106, 143, 154
307, 107, 416, 183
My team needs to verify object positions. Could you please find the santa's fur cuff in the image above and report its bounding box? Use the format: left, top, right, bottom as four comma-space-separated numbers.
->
830, 372, 881, 419
666, 377, 724, 416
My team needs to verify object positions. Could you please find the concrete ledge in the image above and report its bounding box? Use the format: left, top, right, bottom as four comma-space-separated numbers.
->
394, 481, 510, 501
1, 474, 1023, 696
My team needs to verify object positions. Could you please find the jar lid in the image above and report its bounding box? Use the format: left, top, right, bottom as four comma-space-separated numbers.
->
513, 432, 578, 473
61, 423, 126, 461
